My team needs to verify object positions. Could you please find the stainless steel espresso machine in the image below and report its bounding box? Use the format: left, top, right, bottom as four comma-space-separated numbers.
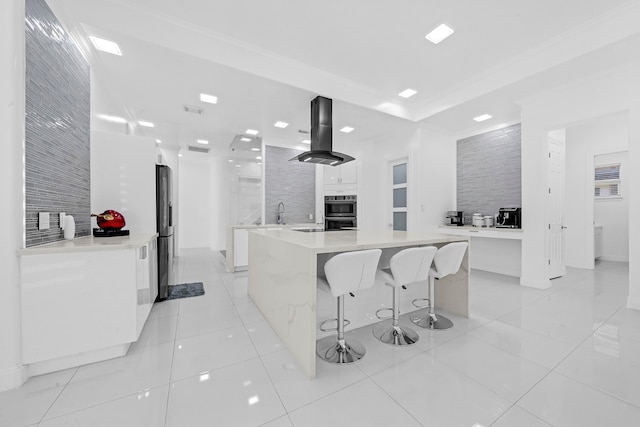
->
445, 211, 464, 226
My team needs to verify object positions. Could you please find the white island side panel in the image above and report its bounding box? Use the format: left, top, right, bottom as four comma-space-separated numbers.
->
248, 232, 318, 379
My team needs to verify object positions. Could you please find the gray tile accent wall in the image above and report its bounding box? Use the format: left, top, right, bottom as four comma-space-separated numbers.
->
457, 124, 521, 224
24, 0, 91, 247
265, 146, 315, 224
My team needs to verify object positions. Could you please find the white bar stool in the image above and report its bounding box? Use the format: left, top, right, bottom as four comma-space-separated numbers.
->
316, 249, 382, 364
373, 246, 437, 346
411, 241, 468, 330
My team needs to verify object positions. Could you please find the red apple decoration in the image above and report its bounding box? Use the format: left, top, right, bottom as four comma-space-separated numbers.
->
91, 210, 126, 231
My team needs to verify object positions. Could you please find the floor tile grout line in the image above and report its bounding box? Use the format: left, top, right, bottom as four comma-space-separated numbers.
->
541, 303, 640, 411
364, 374, 426, 427
163, 320, 179, 427
35, 367, 80, 425
37, 383, 170, 425
503, 298, 628, 422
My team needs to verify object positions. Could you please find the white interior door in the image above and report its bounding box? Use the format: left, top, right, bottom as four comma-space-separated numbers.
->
390, 159, 408, 230
548, 136, 566, 279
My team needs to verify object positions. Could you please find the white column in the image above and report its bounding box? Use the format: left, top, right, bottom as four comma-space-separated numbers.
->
519, 116, 552, 289
627, 106, 640, 310
0, 0, 26, 391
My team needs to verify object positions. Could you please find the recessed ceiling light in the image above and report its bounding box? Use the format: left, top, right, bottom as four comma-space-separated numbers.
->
251, 148, 260, 151
235, 164, 242, 168
96, 114, 127, 124
246, 129, 259, 135
228, 159, 234, 163
156, 139, 162, 144
340, 126, 354, 133
398, 89, 417, 98
89, 36, 122, 56
199, 93, 217, 104
425, 24, 454, 44
302, 139, 310, 144
240, 137, 252, 142
473, 114, 492, 122
178, 153, 183, 157
257, 162, 262, 165
256, 156, 262, 160
294, 146, 306, 151
138, 120, 154, 128
197, 139, 209, 145
274, 121, 289, 128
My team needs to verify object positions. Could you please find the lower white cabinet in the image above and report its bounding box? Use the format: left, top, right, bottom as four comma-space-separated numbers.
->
19, 234, 157, 376
234, 228, 249, 268
594, 226, 603, 259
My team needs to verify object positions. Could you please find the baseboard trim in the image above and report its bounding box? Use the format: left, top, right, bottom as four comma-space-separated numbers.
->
598, 255, 629, 262
627, 295, 640, 311
0, 365, 27, 392
520, 275, 552, 290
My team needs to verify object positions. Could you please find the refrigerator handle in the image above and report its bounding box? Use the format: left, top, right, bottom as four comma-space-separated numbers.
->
169, 203, 173, 227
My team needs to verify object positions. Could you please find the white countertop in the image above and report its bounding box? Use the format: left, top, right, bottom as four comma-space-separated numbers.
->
17, 233, 158, 255
230, 223, 323, 230
439, 225, 522, 232
250, 228, 467, 254
438, 225, 522, 240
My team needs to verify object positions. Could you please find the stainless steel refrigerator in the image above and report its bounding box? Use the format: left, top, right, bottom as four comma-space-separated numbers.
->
156, 164, 174, 301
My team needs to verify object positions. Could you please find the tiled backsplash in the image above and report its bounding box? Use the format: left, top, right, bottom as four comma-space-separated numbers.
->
457, 124, 521, 224
265, 146, 315, 224
24, 0, 91, 247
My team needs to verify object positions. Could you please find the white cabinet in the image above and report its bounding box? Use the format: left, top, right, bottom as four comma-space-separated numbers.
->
594, 226, 603, 259
19, 234, 157, 376
324, 161, 357, 195
324, 161, 357, 185
136, 239, 157, 337
234, 228, 249, 269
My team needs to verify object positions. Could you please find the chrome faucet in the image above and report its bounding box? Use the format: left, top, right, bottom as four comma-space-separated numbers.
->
277, 202, 285, 224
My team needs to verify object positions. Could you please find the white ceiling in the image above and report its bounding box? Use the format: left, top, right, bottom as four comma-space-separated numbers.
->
46, 0, 640, 152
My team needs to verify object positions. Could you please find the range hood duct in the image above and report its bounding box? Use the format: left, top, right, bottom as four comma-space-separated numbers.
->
290, 96, 355, 166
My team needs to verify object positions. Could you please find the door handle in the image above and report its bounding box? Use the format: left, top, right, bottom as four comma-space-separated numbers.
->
561, 226, 568, 229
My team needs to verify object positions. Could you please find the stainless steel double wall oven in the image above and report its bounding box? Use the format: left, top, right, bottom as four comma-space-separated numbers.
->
324, 195, 357, 230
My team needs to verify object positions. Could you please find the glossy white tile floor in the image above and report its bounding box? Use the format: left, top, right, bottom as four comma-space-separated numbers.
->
1, 249, 638, 427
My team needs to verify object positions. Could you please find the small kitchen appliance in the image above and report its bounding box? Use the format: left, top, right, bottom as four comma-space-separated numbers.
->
472, 213, 484, 227
483, 215, 494, 227
496, 207, 521, 229
445, 211, 463, 226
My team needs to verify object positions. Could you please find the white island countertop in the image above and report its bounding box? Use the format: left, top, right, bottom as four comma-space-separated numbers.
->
17, 233, 158, 255
249, 228, 467, 254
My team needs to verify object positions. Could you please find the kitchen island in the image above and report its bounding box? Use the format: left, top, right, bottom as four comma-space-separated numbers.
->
248, 229, 469, 379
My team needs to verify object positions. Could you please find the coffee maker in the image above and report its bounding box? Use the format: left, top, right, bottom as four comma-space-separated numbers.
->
496, 207, 521, 229
446, 211, 464, 226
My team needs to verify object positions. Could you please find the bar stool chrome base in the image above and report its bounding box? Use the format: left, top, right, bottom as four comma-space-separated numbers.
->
410, 311, 454, 330
316, 336, 366, 364
373, 320, 419, 346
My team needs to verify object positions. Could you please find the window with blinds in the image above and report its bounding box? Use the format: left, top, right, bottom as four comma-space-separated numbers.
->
594, 163, 621, 198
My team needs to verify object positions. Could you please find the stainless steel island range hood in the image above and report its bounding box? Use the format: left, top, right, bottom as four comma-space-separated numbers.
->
290, 96, 355, 166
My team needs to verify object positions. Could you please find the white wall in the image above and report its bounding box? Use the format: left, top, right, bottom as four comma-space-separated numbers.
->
178, 153, 212, 249
352, 124, 456, 232
564, 114, 628, 267
595, 151, 629, 262
416, 126, 457, 232
209, 155, 229, 250
0, 0, 26, 391
178, 153, 229, 251
519, 62, 640, 307
91, 132, 157, 234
